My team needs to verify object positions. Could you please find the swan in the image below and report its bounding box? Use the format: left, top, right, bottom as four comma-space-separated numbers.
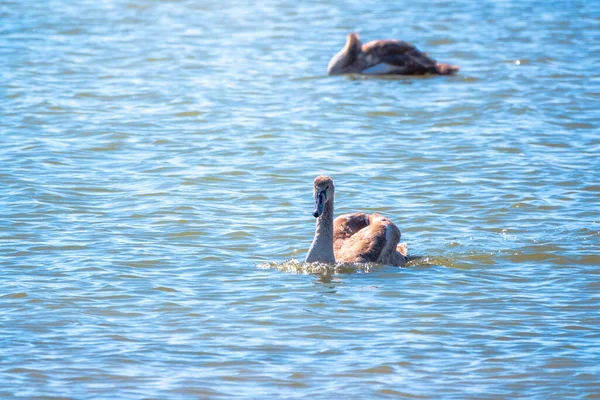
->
305, 176, 408, 266
327, 32, 459, 76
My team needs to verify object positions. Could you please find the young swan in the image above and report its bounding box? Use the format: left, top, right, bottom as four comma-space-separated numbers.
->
327, 32, 459, 76
305, 176, 408, 266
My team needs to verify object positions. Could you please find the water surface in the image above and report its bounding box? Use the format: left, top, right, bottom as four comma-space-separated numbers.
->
1, 0, 599, 398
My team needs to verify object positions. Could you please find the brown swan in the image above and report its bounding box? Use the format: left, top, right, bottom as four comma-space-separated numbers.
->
327, 32, 459, 76
305, 176, 408, 266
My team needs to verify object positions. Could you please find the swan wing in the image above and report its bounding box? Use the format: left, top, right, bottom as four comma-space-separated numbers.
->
334, 213, 370, 241
362, 40, 438, 74
334, 213, 401, 264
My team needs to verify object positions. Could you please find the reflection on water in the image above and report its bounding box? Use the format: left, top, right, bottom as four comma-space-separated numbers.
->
261, 256, 438, 276
1, 0, 599, 398
261, 259, 382, 276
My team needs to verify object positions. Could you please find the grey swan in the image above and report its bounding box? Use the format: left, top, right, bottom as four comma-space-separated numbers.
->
327, 32, 459, 76
305, 176, 408, 266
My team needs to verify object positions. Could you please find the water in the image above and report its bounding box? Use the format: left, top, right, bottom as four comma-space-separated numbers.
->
1, 0, 599, 397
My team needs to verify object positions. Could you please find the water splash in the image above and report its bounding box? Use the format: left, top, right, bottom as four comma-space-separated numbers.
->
259, 259, 384, 275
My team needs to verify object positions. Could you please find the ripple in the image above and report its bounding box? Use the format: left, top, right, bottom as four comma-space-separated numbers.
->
1, 0, 599, 398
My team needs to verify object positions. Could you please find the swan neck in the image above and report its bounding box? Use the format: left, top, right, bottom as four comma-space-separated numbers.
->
305, 199, 335, 263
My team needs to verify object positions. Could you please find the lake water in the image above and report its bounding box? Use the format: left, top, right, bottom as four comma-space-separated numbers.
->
1, 0, 599, 398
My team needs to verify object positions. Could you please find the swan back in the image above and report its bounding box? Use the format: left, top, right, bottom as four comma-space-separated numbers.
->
334, 213, 405, 265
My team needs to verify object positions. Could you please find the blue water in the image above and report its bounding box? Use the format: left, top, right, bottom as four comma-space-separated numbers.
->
1, 0, 599, 398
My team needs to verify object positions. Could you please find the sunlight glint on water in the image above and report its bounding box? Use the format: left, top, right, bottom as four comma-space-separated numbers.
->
1, 0, 599, 398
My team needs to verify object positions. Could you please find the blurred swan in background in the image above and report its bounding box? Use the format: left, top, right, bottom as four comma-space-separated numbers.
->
327, 32, 459, 76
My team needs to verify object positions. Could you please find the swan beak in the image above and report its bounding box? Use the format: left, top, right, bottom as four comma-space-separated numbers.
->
312, 191, 325, 218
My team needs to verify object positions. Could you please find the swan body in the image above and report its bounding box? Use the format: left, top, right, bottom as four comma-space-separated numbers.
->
327, 33, 459, 76
305, 176, 408, 266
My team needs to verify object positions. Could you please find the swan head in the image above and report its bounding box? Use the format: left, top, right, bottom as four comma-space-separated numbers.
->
327, 33, 362, 75
312, 175, 335, 218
